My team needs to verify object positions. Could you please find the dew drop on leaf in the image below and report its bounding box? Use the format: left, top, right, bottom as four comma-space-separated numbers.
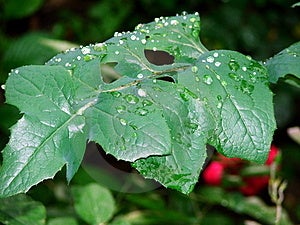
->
111, 91, 122, 98
206, 56, 214, 63
142, 99, 153, 106
124, 94, 139, 104
228, 72, 240, 81
228, 60, 240, 72
191, 66, 198, 73
137, 88, 147, 97
119, 118, 127, 126
116, 105, 127, 114
136, 108, 149, 116
240, 80, 254, 94
93, 43, 107, 51
203, 74, 213, 85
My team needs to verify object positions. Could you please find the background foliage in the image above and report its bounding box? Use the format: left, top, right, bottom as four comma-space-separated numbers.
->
0, 0, 299, 224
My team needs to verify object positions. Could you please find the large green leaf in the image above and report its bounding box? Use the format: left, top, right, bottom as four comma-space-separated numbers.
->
0, 12, 276, 196
266, 41, 300, 84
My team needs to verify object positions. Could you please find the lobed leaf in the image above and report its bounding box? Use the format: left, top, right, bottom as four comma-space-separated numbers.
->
178, 50, 276, 163
0, 12, 277, 196
133, 80, 214, 194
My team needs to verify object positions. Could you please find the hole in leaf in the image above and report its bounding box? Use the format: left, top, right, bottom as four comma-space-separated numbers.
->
157, 76, 175, 83
101, 62, 122, 83
144, 49, 174, 66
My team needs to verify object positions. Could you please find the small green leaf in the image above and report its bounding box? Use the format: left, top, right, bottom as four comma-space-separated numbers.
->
266, 41, 300, 83
0, 194, 46, 225
71, 183, 115, 225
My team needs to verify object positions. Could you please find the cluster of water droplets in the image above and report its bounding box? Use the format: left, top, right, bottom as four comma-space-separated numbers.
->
134, 11, 202, 57
108, 88, 154, 132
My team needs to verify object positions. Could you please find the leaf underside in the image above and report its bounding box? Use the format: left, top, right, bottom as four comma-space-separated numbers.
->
0, 12, 276, 197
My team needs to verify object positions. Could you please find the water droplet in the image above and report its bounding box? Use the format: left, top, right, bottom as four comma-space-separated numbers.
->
81, 47, 91, 55
111, 91, 122, 98
242, 66, 247, 71
137, 73, 143, 79
191, 29, 199, 38
240, 80, 254, 94
54, 58, 61, 62
124, 94, 139, 104
77, 56, 81, 60
228, 72, 240, 81
170, 19, 179, 25
203, 74, 213, 85
65, 62, 72, 67
172, 133, 183, 144
1, 84, 5, 90
142, 99, 153, 106
215, 62, 221, 67
249, 61, 265, 74
213, 52, 219, 57
228, 60, 240, 72
249, 74, 257, 83
137, 88, 147, 97
115, 51, 120, 55
130, 124, 138, 130
130, 35, 137, 40
94, 43, 107, 51
153, 47, 157, 51
195, 76, 200, 82
119, 118, 127, 126
185, 122, 198, 133
217, 102, 222, 109
179, 92, 189, 101
141, 39, 147, 44
136, 108, 149, 116
206, 56, 214, 63
116, 105, 126, 114
83, 55, 95, 62
191, 66, 198, 73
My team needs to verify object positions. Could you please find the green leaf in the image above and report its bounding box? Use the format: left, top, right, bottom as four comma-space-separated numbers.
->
266, 41, 300, 84
47, 217, 78, 225
0, 12, 277, 196
178, 50, 276, 163
133, 81, 214, 194
0, 194, 46, 225
0, 66, 88, 197
71, 183, 115, 225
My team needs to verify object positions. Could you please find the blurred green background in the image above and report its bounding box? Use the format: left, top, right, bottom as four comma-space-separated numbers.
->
0, 0, 300, 224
